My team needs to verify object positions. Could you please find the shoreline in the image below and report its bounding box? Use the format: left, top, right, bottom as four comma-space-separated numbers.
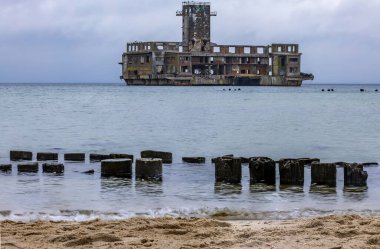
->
1, 215, 379, 248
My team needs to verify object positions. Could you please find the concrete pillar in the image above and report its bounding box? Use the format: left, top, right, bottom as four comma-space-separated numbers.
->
136, 158, 163, 181
110, 154, 134, 162
18, 162, 38, 173
182, 157, 206, 164
90, 154, 111, 162
279, 160, 304, 185
215, 157, 241, 184
0, 164, 12, 172
141, 150, 172, 164
42, 163, 64, 173
64, 153, 85, 162
311, 163, 336, 187
249, 158, 276, 185
101, 159, 132, 178
37, 152, 58, 161
10, 151, 32, 161
344, 163, 368, 187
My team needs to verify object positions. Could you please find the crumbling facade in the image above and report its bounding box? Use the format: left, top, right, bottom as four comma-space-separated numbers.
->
120, 1, 314, 86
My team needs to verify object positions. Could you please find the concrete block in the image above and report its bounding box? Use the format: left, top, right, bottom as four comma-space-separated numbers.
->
182, 157, 206, 164
10, 151, 32, 161
141, 150, 172, 164
101, 159, 132, 178
249, 157, 276, 185
311, 163, 336, 187
64, 153, 85, 162
279, 160, 304, 185
18, 162, 38, 173
37, 152, 58, 161
0, 164, 12, 172
42, 163, 64, 173
136, 158, 163, 181
344, 163, 368, 187
215, 157, 241, 184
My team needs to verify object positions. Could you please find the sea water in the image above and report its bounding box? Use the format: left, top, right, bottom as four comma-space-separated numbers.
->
0, 83, 379, 221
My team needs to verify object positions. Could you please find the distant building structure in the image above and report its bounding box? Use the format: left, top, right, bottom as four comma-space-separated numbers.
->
120, 1, 314, 86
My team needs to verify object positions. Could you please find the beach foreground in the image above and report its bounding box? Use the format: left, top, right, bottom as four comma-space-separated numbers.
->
1, 215, 380, 249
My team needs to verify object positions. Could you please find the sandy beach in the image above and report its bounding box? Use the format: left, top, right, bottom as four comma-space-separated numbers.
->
1, 215, 379, 248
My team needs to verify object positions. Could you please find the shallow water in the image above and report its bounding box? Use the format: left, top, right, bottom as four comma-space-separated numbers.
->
0, 83, 379, 221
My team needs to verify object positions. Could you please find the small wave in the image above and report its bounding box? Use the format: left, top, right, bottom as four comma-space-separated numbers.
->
1, 207, 380, 222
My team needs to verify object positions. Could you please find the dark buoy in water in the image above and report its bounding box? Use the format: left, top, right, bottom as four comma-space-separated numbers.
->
229, 89, 231, 91
223, 89, 226, 91
331, 89, 335, 92
322, 89, 325, 92
238, 88, 241, 91
375, 89, 378, 92
327, 89, 331, 92
360, 89, 365, 92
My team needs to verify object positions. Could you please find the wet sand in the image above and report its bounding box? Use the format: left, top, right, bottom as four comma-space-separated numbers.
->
1, 215, 380, 248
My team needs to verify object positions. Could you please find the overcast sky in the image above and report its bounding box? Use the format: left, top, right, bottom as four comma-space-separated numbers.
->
0, 0, 379, 83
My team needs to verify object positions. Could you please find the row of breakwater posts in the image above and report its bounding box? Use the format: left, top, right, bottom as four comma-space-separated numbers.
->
0, 151, 376, 188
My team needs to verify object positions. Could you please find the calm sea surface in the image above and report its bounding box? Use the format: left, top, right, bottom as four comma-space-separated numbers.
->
0, 83, 379, 221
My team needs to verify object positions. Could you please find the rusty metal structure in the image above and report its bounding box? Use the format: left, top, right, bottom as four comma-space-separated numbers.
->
120, 1, 314, 86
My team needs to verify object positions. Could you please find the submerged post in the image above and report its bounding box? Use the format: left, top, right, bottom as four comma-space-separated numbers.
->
136, 158, 163, 181
249, 157, 276, 185
344, 163, 368, 187
18, 162, 39, 173
101, 159, 132, 178
10, 151, 33, 161
279, 160, 304, 185
311, 163, 336, 187
215, 157, 241, 184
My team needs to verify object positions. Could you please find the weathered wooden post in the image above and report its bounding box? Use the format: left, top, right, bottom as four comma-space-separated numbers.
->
37, 152, 58, 161
136, 158, 163, 181
344, 163, 368, 187
311, 163, 336, 187
279, 160, 304, 185
10, 151, 33, 161
18, 162, 39, 173
249, 157, 276, 185
215, 157, 241, 184
141, 150, 172, 164
101, 159, 132, 178
0, 164, 12, 173
64, 153, 85, 162
42, 163, 64, 174
182, 157, 206, 164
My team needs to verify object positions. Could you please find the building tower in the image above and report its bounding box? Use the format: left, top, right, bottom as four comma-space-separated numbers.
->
176, 1, 217, 52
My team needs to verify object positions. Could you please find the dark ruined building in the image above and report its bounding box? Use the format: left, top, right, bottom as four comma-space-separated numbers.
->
120, 2, 314, 86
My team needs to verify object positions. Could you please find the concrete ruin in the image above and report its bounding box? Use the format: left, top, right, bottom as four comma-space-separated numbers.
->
120, 1, 314, 86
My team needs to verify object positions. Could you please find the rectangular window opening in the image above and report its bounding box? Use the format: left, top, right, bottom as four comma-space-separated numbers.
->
229, 47, 236, 53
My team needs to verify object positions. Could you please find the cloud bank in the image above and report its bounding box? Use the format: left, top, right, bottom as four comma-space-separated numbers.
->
0, 0, 379, 83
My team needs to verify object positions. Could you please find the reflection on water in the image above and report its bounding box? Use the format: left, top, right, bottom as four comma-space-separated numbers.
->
250, 184, 276, 193
279, 185, 304, 193
135, 180, 163, 195
309, 185, 337, 195
214, 183, 242, 195
100, 177, 132, 191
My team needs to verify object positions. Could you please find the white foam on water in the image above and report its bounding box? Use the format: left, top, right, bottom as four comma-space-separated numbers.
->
1, 207, 380, 222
